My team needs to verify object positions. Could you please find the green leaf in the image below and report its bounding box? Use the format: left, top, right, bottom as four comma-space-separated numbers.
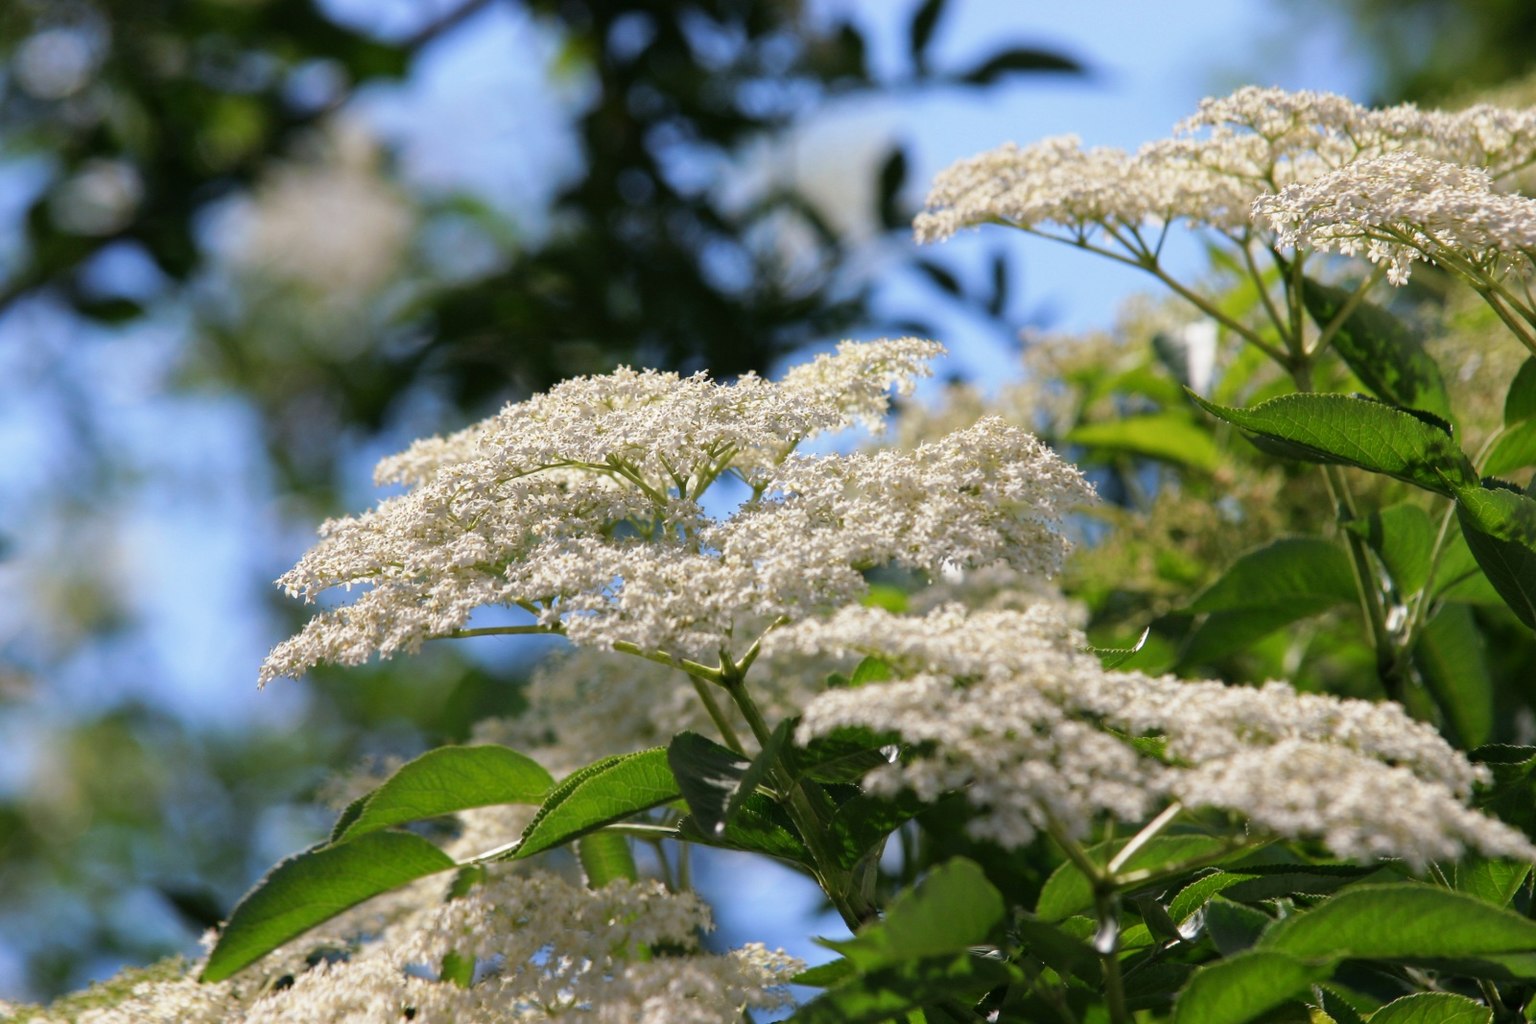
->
1179, 536, 1359, 665
849, 656, 894, 687
446, 864, 485, 900
1205, 896, 1272, 955
1036, 835, 1230, 920
1367, 992, 1491, 1024
793, 958, 856, 988
987, 250, 1009, 318
1317, 985, 1372, 1024
677, 791, 814, 868
1414, 602, 1494, 747
1171, 949, 1332, 1024
1093, 626, 1152, 669
1066, 413, 1222, 472
1180, 607, 1330, 666
576, 831, 637, 887
1301, 278, 1450, 420
826, 791, 924, 871
439, 950, 475, 987
821, 858, 1004, 972
510, 748, 678, 861
1472, 745, 1536, 837
1168, 871, 1258, 925
1259, 883, 1536, 962
913, 258, 962, 296
908, 0, 946, 70
666, 731, 749, 838
1506, 357, 1536, 425
1124, 961, 1197, 1012
1012, 914, 1101, 983
876, 147, 909, 231
956, 46, 1083, 84
861, 584, 909, 613
1485, 419, 1536, 477
1188, 391, 1478, 498
331, 745, 553, 844
1455, 485, 1536, 629
1218, 863, 1388, 903
1191, 537, 1358, 614
1134, 892, 1189, 944
793, 728, 894, 786
1346, 503, 1436, 595
201, 832, 455, 981
789, 953, 1018, 1024
1433, 529, 1505, 606
731, 718, 792, 820
1454, 857, 1531, 908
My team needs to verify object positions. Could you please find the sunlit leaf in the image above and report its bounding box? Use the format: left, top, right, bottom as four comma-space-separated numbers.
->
202, 833, 455, 982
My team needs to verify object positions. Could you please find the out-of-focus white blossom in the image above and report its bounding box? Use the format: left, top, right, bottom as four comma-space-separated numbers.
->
221, 119, 414, 300
260, 339, 1094, 682
786, 603, 1534, 870
31, 871, 798, 1024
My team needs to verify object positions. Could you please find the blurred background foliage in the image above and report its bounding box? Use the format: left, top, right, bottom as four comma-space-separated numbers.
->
0, 0, 1082, 999
1290, 0, 1536, 103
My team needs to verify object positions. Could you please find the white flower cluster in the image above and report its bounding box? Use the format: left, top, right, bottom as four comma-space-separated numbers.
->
915, 85, 1536, 276
783, 603, 1534, 870
1254, 152, 1536, 284
261, 339, 1094, 682
25, 872, 799, 1024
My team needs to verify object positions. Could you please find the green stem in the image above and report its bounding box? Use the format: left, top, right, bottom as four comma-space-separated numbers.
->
689, 674, 746, 755
1395, 501, 1460, 675
1286, 357, 1403, 701
611, 640, 721, 681
1014, 221, 1288, 362
1238, 233, 1290, 341
718, 667, 873, 928
1093, 885, 1131, 1024
447, 624, 563, 639
1323, 461, 1402, 701
1106, 802, 1183, 877
1307, 265, 1387, 359
1478, 285, 1536, 357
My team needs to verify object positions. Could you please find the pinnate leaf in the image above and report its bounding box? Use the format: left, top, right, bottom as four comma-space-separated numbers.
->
821, 858, 1004, 972
1301, 278, 1450, 419
1483, 419, 1536, 476
667, 731, 749, 838
1506, 356, 1536, 425
1190, 537, 1356, 614
1414, 602, 1493, 747
1037, 835, 1229, 920
576, 831, 638, 887
1189, 391, 1477, 497
1172, 949, 1330, 1024
1368, 992, 1491, 1024
1346, 503, 1435, 595
1066, 413, 1222, 472
1454, 485, 1536, 630
332, 744, 552, 843
1258, 883, 1536, 961
202, 832, 455, 981
507, 748, 678, 861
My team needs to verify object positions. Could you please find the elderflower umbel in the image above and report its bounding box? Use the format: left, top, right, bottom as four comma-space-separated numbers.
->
260, 340, 1094, 682
782, 603, 1534, 870
30, 870, 798, 1024
1254, 152, 1536, 285
915, 85, 1536, 249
